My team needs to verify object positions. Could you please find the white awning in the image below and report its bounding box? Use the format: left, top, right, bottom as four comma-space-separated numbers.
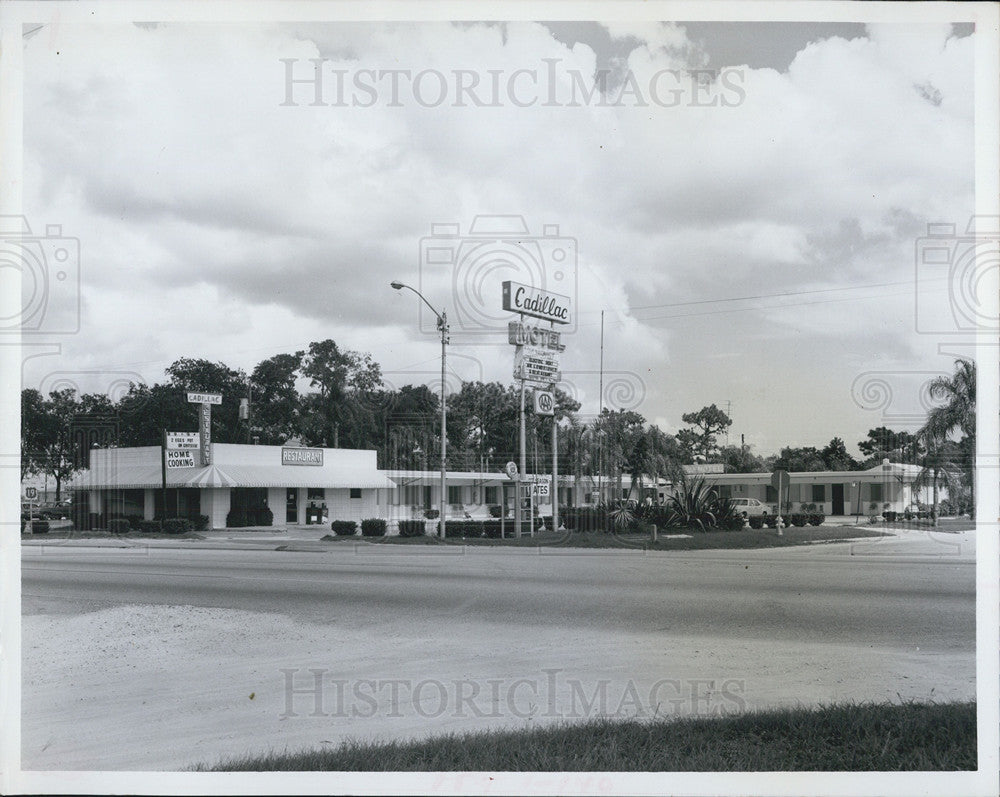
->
69, 462, 396, 490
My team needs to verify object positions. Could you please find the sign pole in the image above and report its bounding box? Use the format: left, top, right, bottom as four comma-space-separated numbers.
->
161, 428, 168, 523
517, 373, 525, 538
552, 409, 558, 533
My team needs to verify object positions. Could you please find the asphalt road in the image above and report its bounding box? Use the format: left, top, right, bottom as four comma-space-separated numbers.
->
20, 532, 977, 770
23, 540, 974, 650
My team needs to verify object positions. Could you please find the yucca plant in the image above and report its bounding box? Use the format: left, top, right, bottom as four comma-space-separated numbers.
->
607, 500, 636, 532
667, 477, 719, 531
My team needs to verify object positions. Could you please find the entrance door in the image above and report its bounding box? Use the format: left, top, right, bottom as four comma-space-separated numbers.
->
286, 488, 298, 523
831, 483, 845, 516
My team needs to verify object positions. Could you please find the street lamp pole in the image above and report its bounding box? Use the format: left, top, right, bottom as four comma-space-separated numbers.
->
391, 281, 449, 539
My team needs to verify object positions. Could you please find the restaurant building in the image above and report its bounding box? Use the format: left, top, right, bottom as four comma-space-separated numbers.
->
69, 441, 938, 530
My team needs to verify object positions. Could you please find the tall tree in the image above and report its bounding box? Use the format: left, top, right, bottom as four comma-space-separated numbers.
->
679, 404, 732, 461
300, 340, 382, 447
821, 437, 860, 471
165, 357, 249, 443
717, 443, 768, 473
249, 352, 304, 445
21, 389, 47, 480
772, 446, 826, 473
29, 389, 85, 500
857, 427, 924, 466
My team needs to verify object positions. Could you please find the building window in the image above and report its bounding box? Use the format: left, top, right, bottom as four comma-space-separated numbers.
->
812, 484, 826, 502
718, 485, 732, 499
448, 485, 463, 504
308, 488, 325, 500
484, 486, 498, 504
765, 485, 777, 503
870, 483, 883, 502
350, 488, 361, 499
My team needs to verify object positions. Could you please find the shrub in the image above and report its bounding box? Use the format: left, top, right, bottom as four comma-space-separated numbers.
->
487, 504, 503, 518
25, 519, 50, 534
108, 518, 132, 535
722, 515, 746, 531
226, 510, 248, 528
808, 513, 825, 526
331, 520, 358, 536
444, 520, 483, 538
764, 515, 780, 529
397, 519, 426, 538
163, 518, 193, 534
361, 518, 387, 537
193, 514, 210, 532
883, 511, 897, 522
747, 515, 765, 529
256, 507, 274, 527
562, 507, 610, 533
482, 520, 503, 538
138, 519, 162, 533
423, 509, 439, 519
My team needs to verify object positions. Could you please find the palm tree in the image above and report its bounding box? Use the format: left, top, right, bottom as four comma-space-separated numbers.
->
922, 359, 976, 516
912, 423, 963, 526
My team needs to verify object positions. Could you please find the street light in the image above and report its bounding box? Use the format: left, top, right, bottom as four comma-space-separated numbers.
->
391, 281, 449, 539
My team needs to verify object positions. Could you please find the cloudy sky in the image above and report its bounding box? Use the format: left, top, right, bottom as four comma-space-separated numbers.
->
15, 10, 986, 457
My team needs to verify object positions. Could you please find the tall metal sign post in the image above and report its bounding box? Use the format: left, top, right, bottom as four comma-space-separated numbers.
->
503, 280, 570, 538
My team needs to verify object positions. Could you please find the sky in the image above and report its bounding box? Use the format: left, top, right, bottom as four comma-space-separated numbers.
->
14, 14, 984, 458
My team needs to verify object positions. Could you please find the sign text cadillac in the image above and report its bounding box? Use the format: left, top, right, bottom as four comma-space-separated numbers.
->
282, 447, 324, 466
502, 281, 571, 325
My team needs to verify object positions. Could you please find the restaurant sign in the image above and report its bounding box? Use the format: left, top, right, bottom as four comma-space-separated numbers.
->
502, 281, 571, 325
282, 447, 324, 466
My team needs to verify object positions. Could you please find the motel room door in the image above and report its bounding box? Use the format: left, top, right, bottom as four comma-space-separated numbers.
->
831, 484, 845, 516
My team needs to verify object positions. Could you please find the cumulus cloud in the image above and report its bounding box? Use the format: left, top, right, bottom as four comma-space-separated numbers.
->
20, 19, 977, 452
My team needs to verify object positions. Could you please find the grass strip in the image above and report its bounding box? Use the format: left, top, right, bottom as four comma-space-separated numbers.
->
195, 701, 975, 771
366, 527, 892, 551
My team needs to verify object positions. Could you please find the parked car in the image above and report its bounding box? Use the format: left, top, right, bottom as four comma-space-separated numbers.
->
730, 498, 769, 518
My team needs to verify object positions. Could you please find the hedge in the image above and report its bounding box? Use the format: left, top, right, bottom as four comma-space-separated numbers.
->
361, 518, 387, 537
138, 520, 162, 533
397, 520, 426, 537
163, 518, 194, 534
331, 520, 358, 536
108, 518, 132, 535
442, 520, 484, 538
23, 519, 50, 534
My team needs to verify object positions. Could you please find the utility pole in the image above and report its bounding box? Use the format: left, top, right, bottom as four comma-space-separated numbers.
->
598, 309, 604, 504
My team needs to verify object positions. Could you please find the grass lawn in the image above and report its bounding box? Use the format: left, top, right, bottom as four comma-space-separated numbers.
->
195, 701, 976, 771
361, 526, 892, 551
21, 529, 206, 541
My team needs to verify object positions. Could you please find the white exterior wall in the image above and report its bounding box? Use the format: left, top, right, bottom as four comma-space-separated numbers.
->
203, 488, 230, 530
267, 487, 286, 523
324, 488, 379, 524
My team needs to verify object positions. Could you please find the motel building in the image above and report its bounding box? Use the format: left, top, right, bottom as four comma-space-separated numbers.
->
68, 442, 937, 531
